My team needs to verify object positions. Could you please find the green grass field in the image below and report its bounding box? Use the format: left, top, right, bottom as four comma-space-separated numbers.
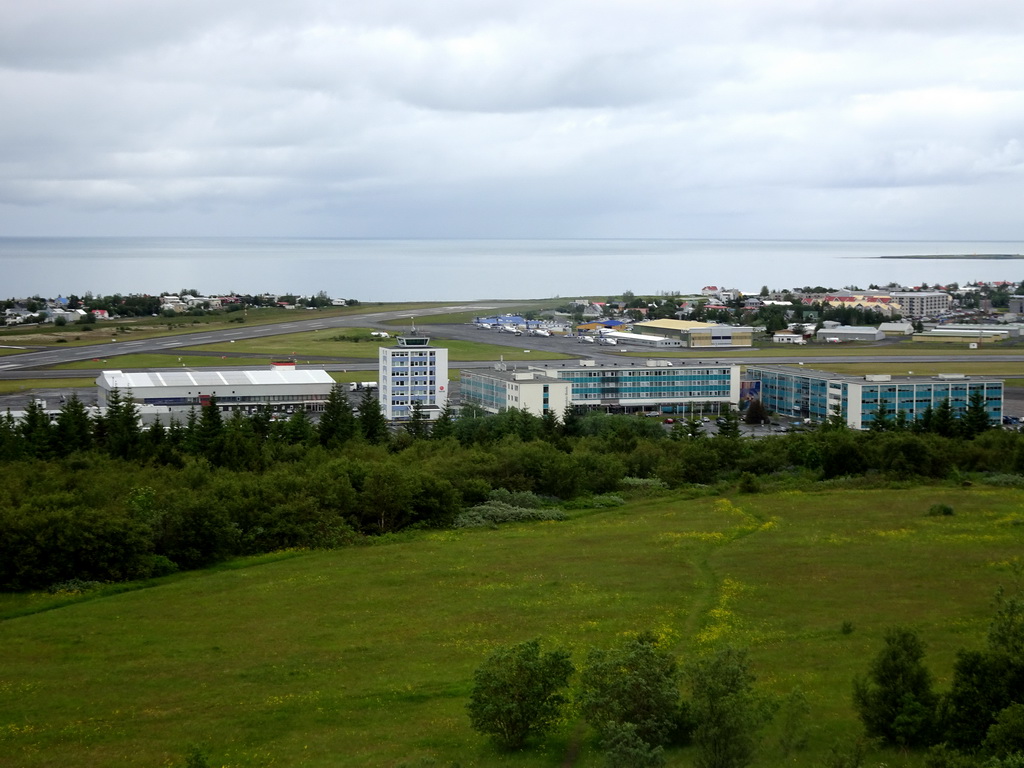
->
1, 486, 1021, 767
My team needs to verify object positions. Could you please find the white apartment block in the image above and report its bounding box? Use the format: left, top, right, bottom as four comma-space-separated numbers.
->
890, 291, 952, 318
378, 336, 449, 420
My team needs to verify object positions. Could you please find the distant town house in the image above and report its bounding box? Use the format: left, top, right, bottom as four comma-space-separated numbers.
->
184, 296, 222, 310
160, 296, 188, 312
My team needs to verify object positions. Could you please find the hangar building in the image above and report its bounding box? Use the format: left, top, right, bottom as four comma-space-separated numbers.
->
96, 364, 336, 414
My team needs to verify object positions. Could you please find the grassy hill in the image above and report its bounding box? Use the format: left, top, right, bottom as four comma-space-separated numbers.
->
1, 486, 1022, 767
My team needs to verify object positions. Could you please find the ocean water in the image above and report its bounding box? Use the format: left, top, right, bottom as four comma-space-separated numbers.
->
0, 237, 1021, 302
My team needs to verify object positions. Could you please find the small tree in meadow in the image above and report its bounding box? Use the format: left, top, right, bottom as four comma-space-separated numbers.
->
852, 627, 937, 747
686, 645, 775, 768
579, 631, 684, 751
467, 638, 574, 751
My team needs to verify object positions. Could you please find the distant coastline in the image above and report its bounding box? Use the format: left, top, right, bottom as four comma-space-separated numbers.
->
880, 254, 1023, 260
4, 237, 1024, 299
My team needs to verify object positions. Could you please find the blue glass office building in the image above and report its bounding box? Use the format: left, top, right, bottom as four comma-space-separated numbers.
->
460, 361, 740, 415
747, 365, 1003, 429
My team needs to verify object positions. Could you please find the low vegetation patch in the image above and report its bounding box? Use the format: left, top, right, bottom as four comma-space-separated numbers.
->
453, 500, 567, 528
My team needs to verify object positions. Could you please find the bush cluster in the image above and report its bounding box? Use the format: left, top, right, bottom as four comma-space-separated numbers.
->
469, 633, 774, 768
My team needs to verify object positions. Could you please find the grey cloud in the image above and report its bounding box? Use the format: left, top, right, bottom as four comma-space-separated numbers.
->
1, 0, 1023, 239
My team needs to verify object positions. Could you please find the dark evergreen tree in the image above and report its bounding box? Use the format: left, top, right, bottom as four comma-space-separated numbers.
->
220, 410, 263, 471
932, 398, 957, 438
820, 403, 848, 432
357, 388, 389, 445
166, 415, 185, 445
284, 408, 315, 445
19, 398, 54, 458
868, 399, 891, 433
915, 405, 935, 434
195, 397, 226, 463
961, 390, 991, 439
430, 402, 456, 440
405, 399, 430, 439
743, 398, 769, 426
0, 410, 23, 461
559, 404, 582, 438
892, 409, 910, 432
716, 404, 742, 440
249, 407, 271, 441
540, 407, 559, 439
101, 387, 141, 460
318, 384, 357, 448
144, 419, 167, 453
182, 408, 200, 454
852, 627, 938, 747
54, 394, 93, 455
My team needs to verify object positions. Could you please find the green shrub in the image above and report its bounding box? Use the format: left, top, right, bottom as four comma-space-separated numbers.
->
579, 631, 683, 750
453, 502, 565, 528
984, 702, 1024, 758
563, 494, 626, 510
620, 476, 669, 492
467, 638, 574, 751
738, 472, 761, 494
46, 578, 102, 595
601, 722, 666, 767
928, 504, 955, 517
486, 488, 558, 508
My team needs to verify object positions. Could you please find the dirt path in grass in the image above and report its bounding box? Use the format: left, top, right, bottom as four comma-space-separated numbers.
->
682, 548, 721, 642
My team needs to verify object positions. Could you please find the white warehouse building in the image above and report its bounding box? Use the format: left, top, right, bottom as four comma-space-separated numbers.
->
96, 364, 336, 414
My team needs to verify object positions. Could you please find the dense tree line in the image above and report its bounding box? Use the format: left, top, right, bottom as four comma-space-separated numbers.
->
1, 386, 1022, 590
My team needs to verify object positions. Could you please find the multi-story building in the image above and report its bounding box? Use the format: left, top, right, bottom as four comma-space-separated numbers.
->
747, 365, 1002, 429
460, 360, 740, 417
378, 336, 449, 420
890, 291, 952, 318
459, 367, 572, 417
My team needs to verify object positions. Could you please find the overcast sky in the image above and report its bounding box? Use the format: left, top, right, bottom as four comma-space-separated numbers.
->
2, 0, 1023, 240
